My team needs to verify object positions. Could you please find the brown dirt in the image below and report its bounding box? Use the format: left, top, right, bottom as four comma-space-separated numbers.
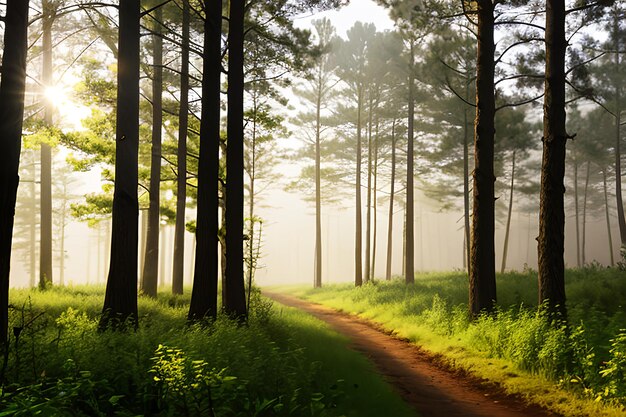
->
263, 291, 561, 417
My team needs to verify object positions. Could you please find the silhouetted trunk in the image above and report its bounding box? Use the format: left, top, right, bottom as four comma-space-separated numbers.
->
385, 120, 396, 281
0, 0, 29, 349
613, 17, 626, 254
405, 43, 415, 285
402, 195, 406, 277
139, 210, 147, 273
314, 66, 323, 288
224, 0, 247, 319
603, 169, 615, 266
246, 94, 257, 310
501, 151, 515, 273
29, 181, 36, 288
100, 0, 140, 330
173, 0, 189, 295
469, 0, 497, 316
355, 86, 364, 287
573, 156, 581, 267
581, 160, 590, 266
188, 0, 221, 322
371, 121, 379, 280
40, 1, 54, 289
365, 99, 373, 284
538, 0, 567, 319
141, 7, 163, 298
463, 106, 470, 275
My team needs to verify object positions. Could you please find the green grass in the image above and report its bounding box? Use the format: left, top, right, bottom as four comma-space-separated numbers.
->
272, 267, 626, 417
1, 285, 414, 416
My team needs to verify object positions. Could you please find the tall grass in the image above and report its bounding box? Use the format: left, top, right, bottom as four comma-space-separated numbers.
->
1, 286, 415, 417
291, 267, 626, 414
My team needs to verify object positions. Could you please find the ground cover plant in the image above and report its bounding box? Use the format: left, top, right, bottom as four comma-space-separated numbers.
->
286, 267, 626, 416
0, 286, 414, 417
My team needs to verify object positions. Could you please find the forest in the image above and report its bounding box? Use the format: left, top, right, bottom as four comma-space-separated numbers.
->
0, 0, 625, 415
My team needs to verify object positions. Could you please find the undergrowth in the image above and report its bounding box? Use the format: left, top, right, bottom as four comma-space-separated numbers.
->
293, 267, 626, 413
0, 286, 412, 417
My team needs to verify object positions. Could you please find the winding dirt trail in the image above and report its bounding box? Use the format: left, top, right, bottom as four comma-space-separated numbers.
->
264, 291, 560, 417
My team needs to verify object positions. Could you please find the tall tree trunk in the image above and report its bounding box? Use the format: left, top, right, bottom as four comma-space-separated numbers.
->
188, 0, 221, 321
40, 2, 54, 289
141, 7, 164, 298
0, 0, 29, 349
314, 67, 323, 288
538, 0, 568, 319
59, 183, 67, 286
405, 43, 415, 285
581, 160, 591, 266
469, 0, 497, 316
224, 0, 247, 319
29, 181, 36, 288
365, 98, 373, 283
385, 120, 397, 281
463, 106, 471, 275
402, 195, 406, 277
371, 121, 379, 281
172, 0, 189, 296
613, 14, 626, 255
603, 169, 615, 266
246, 93, 258, 311
355, 86, 364, 287
574, 155, 581, 267
99, 0, 140, 330
501, 150, 516, 273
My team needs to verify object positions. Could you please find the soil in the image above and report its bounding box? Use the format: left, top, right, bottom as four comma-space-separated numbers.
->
263, 291, 561, 417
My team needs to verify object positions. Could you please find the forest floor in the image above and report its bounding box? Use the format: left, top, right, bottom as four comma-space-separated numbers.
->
264, 290, 560, 417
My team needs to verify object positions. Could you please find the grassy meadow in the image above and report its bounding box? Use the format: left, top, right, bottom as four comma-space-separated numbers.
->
282, 266, 626, 417
0, 286, 414, 417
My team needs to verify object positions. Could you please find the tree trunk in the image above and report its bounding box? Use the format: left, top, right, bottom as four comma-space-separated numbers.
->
371, 121, 379, 281
99, 0, 140, 330
405, 43, 415, 285
603, 169, 615, 266
613, 15, 626, 254
188, 0, 221, 321
365, 97, 374, 283
314, 66, 323, 288
246, 93, 257, 311
538, 0, 568, 319
402, 195, 406, 277
463, 106, 471, 275
40, 2, 54, 289
224, 0, 247, 319
385, 120, 396, 281
501, 151, 516, 273
574, 155, 581, 267
469, 0, 497, 316
0, 0, 29, 349
355, 86, 364, 287
581, 160, 590, 266
141, 7, 163, 298
29, 181, 36, 288
172, 0, 189, 296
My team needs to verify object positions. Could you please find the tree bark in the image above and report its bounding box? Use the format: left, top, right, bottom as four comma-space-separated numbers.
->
501, 151, 516, 273
538, 0, 567, 319
581, 160, 590, 266
314, 64, 323, 288
463, 106, 471, 275
0, 0, 29, 349
354, 85, 364, 287
365, 98, 373, 284
100, 0, 140, 330
172, 2, 189, 296
574, 155, 581, 267
141, 6, 164, 298
469, 0, 497, 316
371, 121, 379, 280
188, 0, 221, 321
405, 43, 415, 285
224, 0, 247, 319
612, 14, 626, 255
385, 120, 396, 281
40, 1, 54, 289
603, 169, 615, 266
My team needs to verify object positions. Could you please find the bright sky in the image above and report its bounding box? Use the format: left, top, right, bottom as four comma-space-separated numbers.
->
293, 0, 395, 37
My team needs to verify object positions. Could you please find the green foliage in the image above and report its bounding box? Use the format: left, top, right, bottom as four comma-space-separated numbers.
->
295, 270, 626, 407
1, 286, 409, 416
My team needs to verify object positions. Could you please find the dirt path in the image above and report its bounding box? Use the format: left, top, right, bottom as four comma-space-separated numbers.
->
264, 291, 560, 417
